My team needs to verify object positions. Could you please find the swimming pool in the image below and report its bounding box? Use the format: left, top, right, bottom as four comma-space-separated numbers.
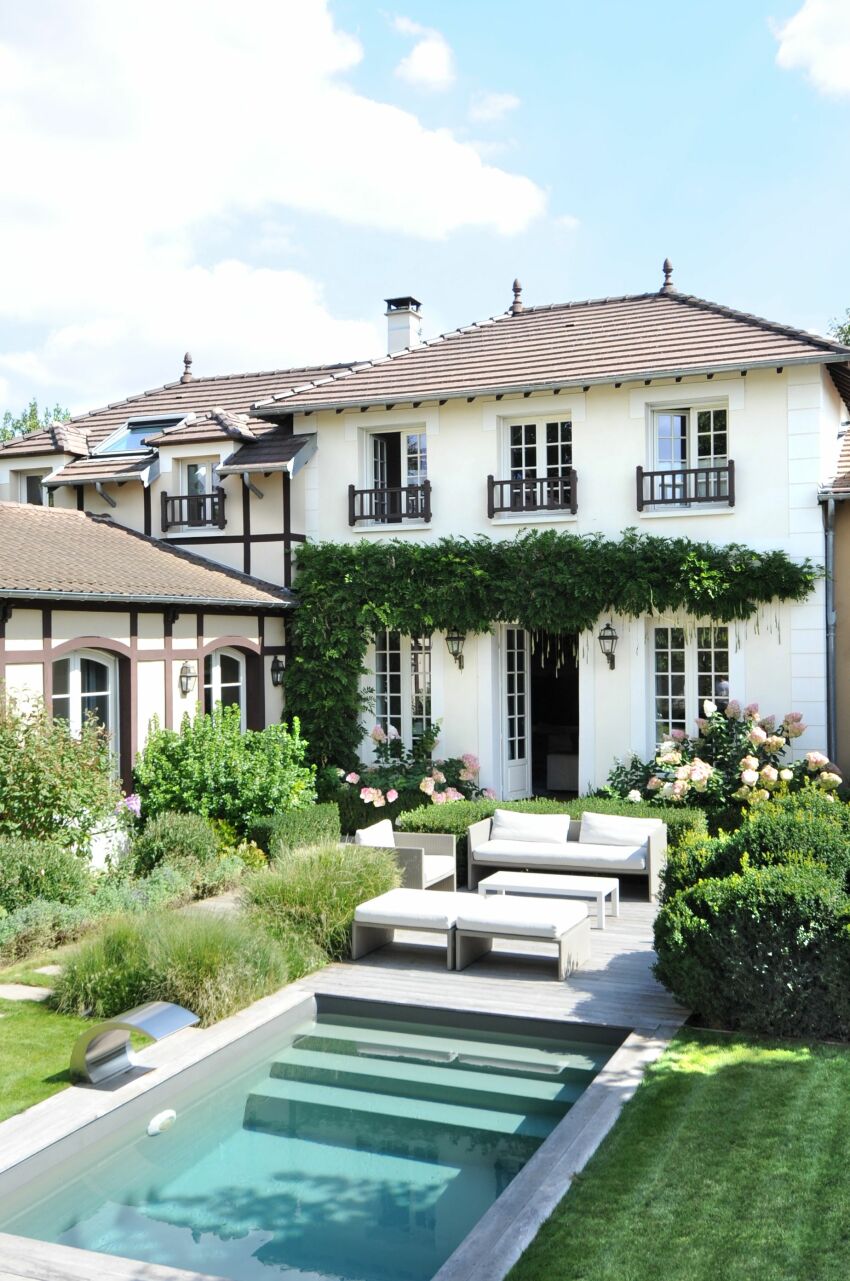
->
0, 996, 623, 1281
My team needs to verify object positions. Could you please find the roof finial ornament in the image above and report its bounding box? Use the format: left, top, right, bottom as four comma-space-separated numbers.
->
180, 352, 193, 384
511, 278, 523, 315
660, 258, 674, 294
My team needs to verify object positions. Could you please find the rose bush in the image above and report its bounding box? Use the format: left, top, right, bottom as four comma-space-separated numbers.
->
607, 699, 840, 818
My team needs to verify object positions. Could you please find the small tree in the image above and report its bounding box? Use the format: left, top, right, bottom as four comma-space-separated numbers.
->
1, 398, 70, 444
830, 311, 850, 346
0, 693, 121, 854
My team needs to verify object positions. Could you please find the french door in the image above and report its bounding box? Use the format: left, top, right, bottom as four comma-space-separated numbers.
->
501, 626, 531, 799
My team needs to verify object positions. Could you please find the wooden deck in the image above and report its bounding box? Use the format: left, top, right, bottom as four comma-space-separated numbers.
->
304, 896, 687, 1034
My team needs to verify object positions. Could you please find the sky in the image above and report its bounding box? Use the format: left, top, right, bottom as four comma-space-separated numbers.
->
0, 0, 848, 416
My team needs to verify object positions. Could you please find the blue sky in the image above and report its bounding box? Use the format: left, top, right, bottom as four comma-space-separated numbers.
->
0, 0, 848, 414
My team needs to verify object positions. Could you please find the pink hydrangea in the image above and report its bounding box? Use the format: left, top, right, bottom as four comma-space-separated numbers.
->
121, 793, 142, 818
786, 721, 807, 739
386, 789, 398, 803
694, 718, 708, 734
345, 772, 360, 785
671, 779, 688, 799
370, 725, 387, 743
372, 791, 386, 808
759, 715, 777, 733
748, 726, 767, 747
725, 700, 741, 720
741, 769, 759, 787
739, 755, 759, 771
806, 751, 830, 771
387, 725, 401, 740
445, 787, 464, 801
764, 735, 786, 753
482, 788, 497, 799
647, 776, 663, 791
780, 768, 794, 782
670, 729, 687, 742
459, 769, 473, 782
419, 776, 435, 795
431, 770, 446, 784
461, 754, 480, 772
360, 786, 375, 802
744, 702, 760, 718
431, 791, 448, 805
760, 765, 778, 784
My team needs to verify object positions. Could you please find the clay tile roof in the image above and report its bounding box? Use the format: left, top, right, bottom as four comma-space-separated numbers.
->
828, 430, 850, 494
142, 407, 257, 446
0, 361, 355, 459
0, 503, 293, 609
45, 455, 154, 487
254, 290, 850, 414
217, 432, 315, 475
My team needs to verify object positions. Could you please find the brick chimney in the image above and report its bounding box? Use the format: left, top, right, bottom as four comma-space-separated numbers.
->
385, 296, 423, 354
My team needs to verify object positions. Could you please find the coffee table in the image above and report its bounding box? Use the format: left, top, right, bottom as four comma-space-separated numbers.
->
477, 870, 620, 929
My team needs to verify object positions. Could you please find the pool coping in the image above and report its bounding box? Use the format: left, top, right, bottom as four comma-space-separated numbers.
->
0, 982, 684, 1281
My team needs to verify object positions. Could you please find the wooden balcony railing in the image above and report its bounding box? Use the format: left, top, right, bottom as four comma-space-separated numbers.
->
487, 471, 577, 518
348, 481, 432, 525
636, 461, 735, 511
161, 488, 226, 532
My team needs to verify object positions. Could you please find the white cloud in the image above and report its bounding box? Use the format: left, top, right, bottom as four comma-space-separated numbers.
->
0, 1, 545, 410
469, 92, 520, 123
774, 0, 850, 96
393, 16, 456, 90
554, 214, 580, 232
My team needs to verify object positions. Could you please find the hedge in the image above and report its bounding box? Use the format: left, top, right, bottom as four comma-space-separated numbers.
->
249, 803, 342, 857
396, 797, 707, 884
654, 863, 850, 1038
0, 838, 91, 914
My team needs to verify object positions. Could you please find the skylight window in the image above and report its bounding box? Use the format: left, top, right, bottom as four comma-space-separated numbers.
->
96, 416, 183, 455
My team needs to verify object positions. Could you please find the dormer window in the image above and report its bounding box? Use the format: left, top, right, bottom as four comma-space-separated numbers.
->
96, 416, 182, 455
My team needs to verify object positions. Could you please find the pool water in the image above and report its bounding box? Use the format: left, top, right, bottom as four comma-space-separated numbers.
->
2, 1008, 616, 1281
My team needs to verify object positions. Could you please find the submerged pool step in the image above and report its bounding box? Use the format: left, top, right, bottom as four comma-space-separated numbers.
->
296, 1021, 605, 1079
243, 1077, 553, 1163
270, 1047, 581, 1116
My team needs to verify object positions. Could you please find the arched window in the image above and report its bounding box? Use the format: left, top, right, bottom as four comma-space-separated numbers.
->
52, 651, 117, 741
204, 648, 245, 726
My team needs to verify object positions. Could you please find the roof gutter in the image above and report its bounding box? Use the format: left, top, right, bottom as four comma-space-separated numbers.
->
0, 589, 294, 610
252, 353, 849, 418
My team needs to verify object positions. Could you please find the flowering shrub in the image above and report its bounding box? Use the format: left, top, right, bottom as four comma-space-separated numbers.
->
338, 722, 490, 817
607, 699, 840, 815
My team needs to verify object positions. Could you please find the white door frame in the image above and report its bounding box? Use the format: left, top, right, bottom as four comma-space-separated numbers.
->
499, 624, 532, 799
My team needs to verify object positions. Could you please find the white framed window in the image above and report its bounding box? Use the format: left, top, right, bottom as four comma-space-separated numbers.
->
374, 630, 432, 747
17, 471, 49, 506
505, 627, 527, 762
507, 419, 573, 481
203, 648, 245, 726
364, 429, 428, 522
52, 650, 117, 743
652, 624, 730, 741
649, 406, 729, 503
182, 457, 219, 497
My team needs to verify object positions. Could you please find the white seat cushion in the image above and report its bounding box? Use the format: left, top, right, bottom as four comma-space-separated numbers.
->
456, 895, 587, 940
578, 811, 659, 848
490, 809, 570, 845
354, 818, 395, 849
472, 838, 646, 873
355, 888, 461, 930
422, 854, 455, 884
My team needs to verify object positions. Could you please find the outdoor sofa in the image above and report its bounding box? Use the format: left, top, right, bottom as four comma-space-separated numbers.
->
466, 809, 667, 900
354, 818, 457, 891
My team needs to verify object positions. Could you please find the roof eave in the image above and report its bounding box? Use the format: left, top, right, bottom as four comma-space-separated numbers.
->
0, 588, 294, 609
253, 353, 846, 417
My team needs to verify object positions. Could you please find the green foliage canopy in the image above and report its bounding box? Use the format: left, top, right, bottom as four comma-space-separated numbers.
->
287, 530, 819, 765
1, 397, 70, 443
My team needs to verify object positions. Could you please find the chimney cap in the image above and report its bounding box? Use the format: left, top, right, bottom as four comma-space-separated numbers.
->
385, 296, 422, 312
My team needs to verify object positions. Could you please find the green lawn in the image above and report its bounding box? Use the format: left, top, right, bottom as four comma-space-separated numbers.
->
0, 998, 93, 1122
509, 1030, 850, 1281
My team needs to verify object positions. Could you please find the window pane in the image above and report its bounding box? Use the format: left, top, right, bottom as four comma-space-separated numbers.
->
81, 692, 110, 730
653, 626, 687, 739
410, 635, 432, 745
220, 685, 240, 709
53, 659, 70, 697
81, 657, 109, 694
375, 629, 403, 739
52, 694, 71, 722
25, 475, 45, 505
220, 653, 241, 685
696, 625, 730, 713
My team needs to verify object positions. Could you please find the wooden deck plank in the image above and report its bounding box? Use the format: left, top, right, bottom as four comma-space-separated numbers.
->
303, 898, 687, 1031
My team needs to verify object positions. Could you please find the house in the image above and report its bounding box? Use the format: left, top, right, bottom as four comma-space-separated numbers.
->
0, 502, 292, 789
2, 267, 848, 795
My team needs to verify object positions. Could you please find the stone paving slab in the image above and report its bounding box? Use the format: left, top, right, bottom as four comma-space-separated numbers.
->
0, 985, 53, 1002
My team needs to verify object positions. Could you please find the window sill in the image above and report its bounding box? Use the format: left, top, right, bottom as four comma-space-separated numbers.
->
163, 527, 227, 537
637, 506, 735, 521
489, 511, 578, 527
353, 521, 433, 535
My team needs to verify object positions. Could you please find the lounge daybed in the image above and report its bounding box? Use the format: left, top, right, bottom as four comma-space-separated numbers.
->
354, 818, 456, 891
467, 809, 667, 900
351, 888, 591, 980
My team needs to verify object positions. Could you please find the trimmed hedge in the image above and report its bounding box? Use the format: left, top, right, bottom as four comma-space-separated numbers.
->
249, 803, 341, 858
334, 788, 430, 837
661, 791, 850, 900
396, 797, 706, 882
243, 842, 400, 960
654, 864, 850, 1038
0, 839, 91, 914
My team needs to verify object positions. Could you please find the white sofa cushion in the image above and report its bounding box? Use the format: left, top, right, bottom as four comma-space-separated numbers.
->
578, 811, 658, 848
355, 888, 461, 930
354, 818, 395, 848
422, 854, 455, 884
489, 809, 570, 845
456, 895, 587, 940
472, 838, 646, 873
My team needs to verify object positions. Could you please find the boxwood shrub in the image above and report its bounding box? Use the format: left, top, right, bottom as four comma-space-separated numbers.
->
249, 802, 341, 858
130, 811, 220, 875
0, 838, 91, 914
654, 863, 850, 1038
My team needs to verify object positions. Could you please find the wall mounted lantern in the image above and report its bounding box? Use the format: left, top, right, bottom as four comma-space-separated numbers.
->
598, 621, 618, 670
270, 655, 285, 688
178, 661, 198, 696
445, 630, 466, 671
